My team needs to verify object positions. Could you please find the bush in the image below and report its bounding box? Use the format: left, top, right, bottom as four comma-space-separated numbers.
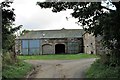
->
86, 59, 120, 78
2, 51, 33, 78
2, 61, 33, 78
2, 52, 14, 65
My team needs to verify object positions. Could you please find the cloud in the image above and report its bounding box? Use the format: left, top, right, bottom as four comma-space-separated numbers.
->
12, 0, 82, 30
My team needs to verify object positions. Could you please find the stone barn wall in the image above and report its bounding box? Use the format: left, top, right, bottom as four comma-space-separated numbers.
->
41, 38, 83, 54
83, 33, 108, 54
83, 33, 96, 54
15, 38, 83, 55
41, 38, 67, 54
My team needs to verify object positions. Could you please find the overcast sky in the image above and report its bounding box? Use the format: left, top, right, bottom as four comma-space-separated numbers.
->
10, 0, 83, 31
1, 0, 116, 31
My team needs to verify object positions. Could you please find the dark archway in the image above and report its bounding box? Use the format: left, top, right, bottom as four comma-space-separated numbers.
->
55, 44, 65, 54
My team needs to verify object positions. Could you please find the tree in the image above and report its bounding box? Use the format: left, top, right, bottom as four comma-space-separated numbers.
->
37, 1, 120, 66
20, 29, 30, 36
1, 0, 21, 52
1, 0, 21, 64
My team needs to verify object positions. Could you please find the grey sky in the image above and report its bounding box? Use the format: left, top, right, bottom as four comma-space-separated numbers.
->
11, 0, 82, 30
1, 0, 116, 31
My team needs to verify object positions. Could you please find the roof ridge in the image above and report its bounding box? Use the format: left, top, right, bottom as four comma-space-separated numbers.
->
29, 29, 83, 32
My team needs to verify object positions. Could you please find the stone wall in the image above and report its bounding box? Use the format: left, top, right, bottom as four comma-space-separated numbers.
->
83, 33, 96, 54
41, 38, 67, 54
15, 38, 83, 55
41, 38, 83, 54
15, 40, 21, 55
83, 33, 108, 54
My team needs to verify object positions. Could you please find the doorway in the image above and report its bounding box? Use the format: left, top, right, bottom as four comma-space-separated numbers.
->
55, 44, 65, 54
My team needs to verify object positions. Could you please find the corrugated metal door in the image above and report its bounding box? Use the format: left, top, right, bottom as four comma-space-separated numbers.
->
29, 40, 40, 55
68, 42, 79, 53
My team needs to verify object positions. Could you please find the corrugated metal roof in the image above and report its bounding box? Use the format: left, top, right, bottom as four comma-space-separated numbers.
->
16, 29, 84, 39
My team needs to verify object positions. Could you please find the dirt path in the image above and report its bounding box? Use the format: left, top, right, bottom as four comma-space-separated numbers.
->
25, 58, 96, 78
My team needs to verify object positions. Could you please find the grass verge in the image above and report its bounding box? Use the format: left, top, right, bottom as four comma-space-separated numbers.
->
18, 54, 97, 60
2, 61, 33, 78
86, 59, 120, 78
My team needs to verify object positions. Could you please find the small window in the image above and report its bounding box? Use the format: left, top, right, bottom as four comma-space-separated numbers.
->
91, 43, 93, 45
91, 51, 93, 54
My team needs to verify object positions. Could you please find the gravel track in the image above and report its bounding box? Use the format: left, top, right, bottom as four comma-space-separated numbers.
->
25, 58, 96, 78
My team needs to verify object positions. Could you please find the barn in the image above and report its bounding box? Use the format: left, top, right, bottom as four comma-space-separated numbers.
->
15, 29, 84, 55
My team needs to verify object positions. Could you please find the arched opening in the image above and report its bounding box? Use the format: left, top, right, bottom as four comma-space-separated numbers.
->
42, 44, 53, 54
55, 44, 65, 54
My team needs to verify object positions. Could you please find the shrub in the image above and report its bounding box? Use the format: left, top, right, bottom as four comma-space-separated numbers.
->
86, 59, 120, 78
2, 61, 33, 78
2, 51, 33, 78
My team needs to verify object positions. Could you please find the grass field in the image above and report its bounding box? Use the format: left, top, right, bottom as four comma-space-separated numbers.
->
18, 53, 98, 60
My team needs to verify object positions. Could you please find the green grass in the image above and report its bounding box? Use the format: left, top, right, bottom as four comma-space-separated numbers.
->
18, 53, 97, 60
2, 61, 33, 78
86, 59, 120, 78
